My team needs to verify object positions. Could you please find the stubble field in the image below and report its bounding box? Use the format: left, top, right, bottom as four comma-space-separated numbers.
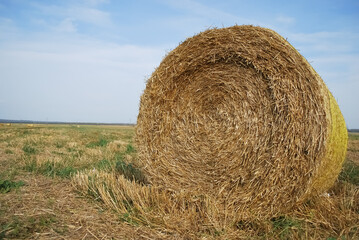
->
0, 124, 358, 239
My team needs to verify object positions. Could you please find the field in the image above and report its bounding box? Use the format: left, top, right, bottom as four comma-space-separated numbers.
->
0, 124, 358, 239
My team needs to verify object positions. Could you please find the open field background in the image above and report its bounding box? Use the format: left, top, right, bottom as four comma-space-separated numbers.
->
0, 124, 358, 239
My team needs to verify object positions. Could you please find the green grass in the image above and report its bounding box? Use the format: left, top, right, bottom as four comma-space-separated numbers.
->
96, 159, 112, 171
339, 160, 359, 185
326, 236, 347, 240
125, 144, 136, 154
270, 216, 303, 239
0, 178, 25, 193
348, 133, 359, 141
0, 214, 59, 239
4, 149, 13, 154
37, 161, 77, 178
20, 129, 30, 135
22, 144, 37, 154
115, 158, 146, 184
23, 158, 37, 172
86, 138, 109, 148
55, 141, 66, 149
24, 159, 78, 178
119, 212, 140, 226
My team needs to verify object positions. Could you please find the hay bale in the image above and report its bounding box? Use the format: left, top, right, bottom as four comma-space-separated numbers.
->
135, 25, 347, 218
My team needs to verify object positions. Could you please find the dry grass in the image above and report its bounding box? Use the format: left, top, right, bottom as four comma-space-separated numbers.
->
0, 124, 358, 239
0, 124, 161, 239
0, 124, 135, 178
72, 160, 359, 239
0, 172, 163, 239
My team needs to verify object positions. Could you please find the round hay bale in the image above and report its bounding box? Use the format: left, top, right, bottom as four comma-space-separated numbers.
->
135, 25, 348, 218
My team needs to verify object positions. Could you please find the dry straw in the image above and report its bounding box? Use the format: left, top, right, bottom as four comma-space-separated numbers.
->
136, 25, 348, 219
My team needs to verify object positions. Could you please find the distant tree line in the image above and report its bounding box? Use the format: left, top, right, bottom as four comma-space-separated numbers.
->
0, 119, 134, 126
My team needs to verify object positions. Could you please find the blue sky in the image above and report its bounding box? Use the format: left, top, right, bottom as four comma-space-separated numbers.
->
0, 0, 358, 128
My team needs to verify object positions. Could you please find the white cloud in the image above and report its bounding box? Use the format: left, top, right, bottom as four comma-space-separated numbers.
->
162, 0, 257, 27
289, 31, 359, 54
0, 35, 165, 123
57, 18, 77, 32
32, 2, 112, 28
276, 16, 295, 25
1, 1, 357, 125
166, 0, 234, 19
82, 0, 109, 7
0, 17, 17, 39
29, 18, 48, 28
68, 7, 112, 27
290, 31, 346, 42
327, 74, 359, 129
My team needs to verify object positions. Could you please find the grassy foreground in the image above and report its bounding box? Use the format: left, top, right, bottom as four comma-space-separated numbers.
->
0, 124, 358, 239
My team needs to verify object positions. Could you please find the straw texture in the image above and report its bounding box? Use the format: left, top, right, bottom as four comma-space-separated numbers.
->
309, 92, 348, 195
136, 25, 347, 218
